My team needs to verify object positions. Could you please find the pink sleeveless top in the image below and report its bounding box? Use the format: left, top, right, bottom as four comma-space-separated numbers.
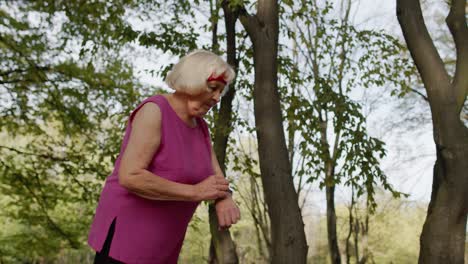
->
88, 95, 213, 263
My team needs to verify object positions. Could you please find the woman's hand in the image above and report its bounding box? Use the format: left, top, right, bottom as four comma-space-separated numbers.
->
192, 175, 230, 202
215, 195, 241, 229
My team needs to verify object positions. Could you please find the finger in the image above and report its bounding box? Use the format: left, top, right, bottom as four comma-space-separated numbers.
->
221, 211, 231, 228
213, 191, 221, 201
217, 191, 229, 199
206, 194, 216, 201
216, 184, 229, 191
214, 175, 229, 182
216, 178, 229, 185
217, 211, 225, 227
230, 209, 237, 225
229, 210, 236, 226
230, 207, 240, 223
224, 212, 231, 227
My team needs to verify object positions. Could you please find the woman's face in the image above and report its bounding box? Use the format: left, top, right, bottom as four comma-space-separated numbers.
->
187, 80, 226, 117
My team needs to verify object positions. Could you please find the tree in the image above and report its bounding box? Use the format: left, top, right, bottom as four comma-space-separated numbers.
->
236, 0, 309, 263
397, 0, 468, 263
207, 1, 240, 263
282, 1, 408, 262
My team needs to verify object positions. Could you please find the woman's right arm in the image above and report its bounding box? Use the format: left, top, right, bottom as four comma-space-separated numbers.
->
118, 102, 230, 202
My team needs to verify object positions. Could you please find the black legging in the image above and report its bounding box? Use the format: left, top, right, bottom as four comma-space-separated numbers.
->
94, 218, 125, 264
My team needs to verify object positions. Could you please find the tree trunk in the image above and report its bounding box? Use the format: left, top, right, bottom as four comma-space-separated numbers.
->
320, 112, 341, 264
345, 187, 355, 264
250, 175, 272, 261
397, 0, 468, 263
359, 202, 370, 264
326, 184, 342, 264
209, 205, 238, 264
208, 1, 240, 263
238, 1, 308, 263
353, 217, 359, 263
418, 137, 468, 264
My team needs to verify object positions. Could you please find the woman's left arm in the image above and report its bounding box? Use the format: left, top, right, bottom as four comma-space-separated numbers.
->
210, 145, 241, 229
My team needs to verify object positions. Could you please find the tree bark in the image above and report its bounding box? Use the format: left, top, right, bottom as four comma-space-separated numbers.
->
209, 205, 238, 264
320, 112, 341, 264
345, 188, 355, 264
358, 202, 370, 264
326, 184, 342, 264
208, 1, 240, 263
238, 1, 309, 263
353, 217, 359, 263
397, 1, 468, 263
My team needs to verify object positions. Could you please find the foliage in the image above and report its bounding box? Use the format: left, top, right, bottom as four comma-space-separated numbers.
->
0, 1, 153, 261
279, 1, 410, 210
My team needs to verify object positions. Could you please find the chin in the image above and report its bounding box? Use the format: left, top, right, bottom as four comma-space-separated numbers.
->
196, 111, 208, 117
189, 109, 206, 118
192, 107, 210, 117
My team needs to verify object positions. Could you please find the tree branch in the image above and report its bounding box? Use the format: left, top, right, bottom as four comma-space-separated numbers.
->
446, 0, 468, 112
410, 87, 429, 101
237, 4, 259, 39
0, 66, 51, 77
0, 79, 34, 84
0, 69, 28, 77
0, 145, 69, 162
396, 0, 451, 101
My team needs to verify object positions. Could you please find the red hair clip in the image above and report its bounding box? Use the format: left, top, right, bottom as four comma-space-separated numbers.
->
207, 73, 227, 84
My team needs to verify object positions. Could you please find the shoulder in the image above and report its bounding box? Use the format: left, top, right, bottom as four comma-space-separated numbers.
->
139, 101, 161, 113
132, 102, 162, 128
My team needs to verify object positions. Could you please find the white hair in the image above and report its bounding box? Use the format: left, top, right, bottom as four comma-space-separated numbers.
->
165, 50, 235, 95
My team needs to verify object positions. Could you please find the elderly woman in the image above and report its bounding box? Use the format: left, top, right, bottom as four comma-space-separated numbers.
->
88, 50, 241, 264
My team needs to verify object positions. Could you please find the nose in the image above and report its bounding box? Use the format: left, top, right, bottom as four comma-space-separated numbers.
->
212, 90, 221, 103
